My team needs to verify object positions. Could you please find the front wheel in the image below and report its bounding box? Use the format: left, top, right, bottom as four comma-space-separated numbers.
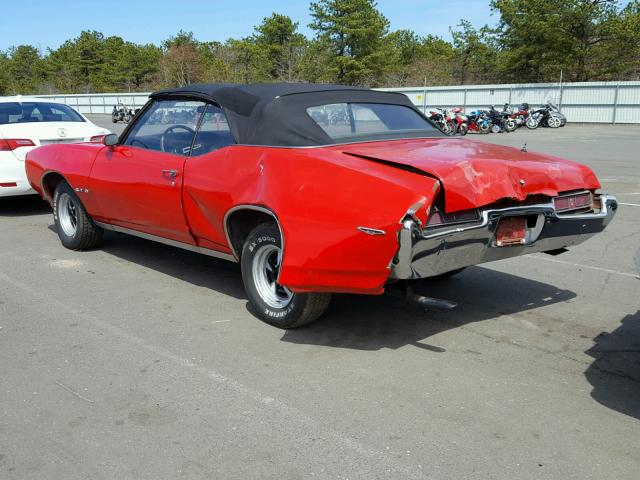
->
53, 182, 103, 250
547, 115, 562, 128
241, 223, 331, 328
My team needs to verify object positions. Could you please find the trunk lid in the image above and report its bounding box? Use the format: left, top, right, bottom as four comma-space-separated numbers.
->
335, 138, 600, 212
0, 121, 108, 161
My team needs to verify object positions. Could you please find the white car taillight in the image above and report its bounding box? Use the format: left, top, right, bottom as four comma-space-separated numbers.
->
0, 138, 35, 151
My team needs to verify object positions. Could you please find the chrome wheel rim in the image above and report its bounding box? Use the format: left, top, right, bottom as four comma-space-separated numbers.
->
548, 116, 561, 127
252, 244, 293, 309
58, 193, 78, 237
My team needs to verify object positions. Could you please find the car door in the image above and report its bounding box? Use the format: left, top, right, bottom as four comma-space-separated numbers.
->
180, 104, 240, 251
89, 99, 205, 244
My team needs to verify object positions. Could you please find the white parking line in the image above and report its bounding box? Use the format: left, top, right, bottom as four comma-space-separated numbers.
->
530, 255, 639, 279
620, 202, 640, 207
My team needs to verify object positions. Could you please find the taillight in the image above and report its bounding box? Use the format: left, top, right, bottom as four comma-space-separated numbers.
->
427, 207, 480, 227
89, 135, 106, 143
554, 192, 593, 212
0, 138, 36, 151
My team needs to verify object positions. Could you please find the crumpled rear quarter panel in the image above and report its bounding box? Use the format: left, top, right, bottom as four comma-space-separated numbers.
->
186, 146, 440, 294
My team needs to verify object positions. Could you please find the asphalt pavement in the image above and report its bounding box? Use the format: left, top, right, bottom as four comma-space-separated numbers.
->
1, 119, 639, 479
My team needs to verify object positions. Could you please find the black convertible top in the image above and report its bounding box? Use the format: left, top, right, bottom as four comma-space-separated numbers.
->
150, 83, 431, 146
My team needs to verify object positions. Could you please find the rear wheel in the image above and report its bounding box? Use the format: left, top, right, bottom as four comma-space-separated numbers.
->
53, 182, 103, 250
526, 117, 539, 129
241, 223, 331, 328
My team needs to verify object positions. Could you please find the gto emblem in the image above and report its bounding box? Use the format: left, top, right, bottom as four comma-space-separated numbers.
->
519, 179, 526, 186
58, 128, 67, 138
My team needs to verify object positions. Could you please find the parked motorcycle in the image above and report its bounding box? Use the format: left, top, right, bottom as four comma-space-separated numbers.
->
467, 110, 492, 134
111, 102, 133, 124
450, 107, 468, 135
427, 108, 455, 135
506, 103, 530, 129
486, 106, 516, 133
527, 102, 567, 129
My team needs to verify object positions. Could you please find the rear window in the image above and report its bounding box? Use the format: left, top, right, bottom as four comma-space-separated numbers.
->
306, 103, 440, 142
0, 102, 85, 125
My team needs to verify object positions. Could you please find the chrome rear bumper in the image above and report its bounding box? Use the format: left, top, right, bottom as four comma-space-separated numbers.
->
390, 194, 617, 279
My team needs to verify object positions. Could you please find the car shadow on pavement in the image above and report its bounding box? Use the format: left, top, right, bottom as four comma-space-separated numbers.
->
280, 266, 576, 352
0, 195, 50, 216
73, 227, 578, 354
584, 311, 640, 421
98, 231, 246, 300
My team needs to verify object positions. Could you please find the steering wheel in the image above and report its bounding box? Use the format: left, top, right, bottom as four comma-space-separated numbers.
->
160, 125, 195, 154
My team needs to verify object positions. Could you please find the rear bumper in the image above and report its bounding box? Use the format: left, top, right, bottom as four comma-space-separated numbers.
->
390, 194, 617, 279
0, 154, 34, 197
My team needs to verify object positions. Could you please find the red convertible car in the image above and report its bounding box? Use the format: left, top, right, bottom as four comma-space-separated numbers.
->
25, 83, 617, 328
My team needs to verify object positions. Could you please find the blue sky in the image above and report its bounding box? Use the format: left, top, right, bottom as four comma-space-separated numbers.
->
0, 0, 498, 51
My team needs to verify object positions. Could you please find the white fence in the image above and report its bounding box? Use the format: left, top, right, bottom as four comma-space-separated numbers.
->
379, 81, 640, 124
34, 92, 150, 115
33, 81, 640, 124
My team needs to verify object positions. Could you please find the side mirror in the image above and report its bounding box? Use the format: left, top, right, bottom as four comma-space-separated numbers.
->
103, 133, 119, 147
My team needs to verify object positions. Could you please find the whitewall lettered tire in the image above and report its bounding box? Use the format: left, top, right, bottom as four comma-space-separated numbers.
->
240, 223, 331, 328
53, 182, 103, 250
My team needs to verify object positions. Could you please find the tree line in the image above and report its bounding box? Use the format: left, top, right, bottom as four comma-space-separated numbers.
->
0, 0, 638, 95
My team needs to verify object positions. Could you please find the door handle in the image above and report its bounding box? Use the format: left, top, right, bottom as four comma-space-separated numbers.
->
162, 169, 177, 178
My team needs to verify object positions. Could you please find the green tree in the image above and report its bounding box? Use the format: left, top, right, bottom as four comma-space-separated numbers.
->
0, 51, 10, 95
7, 45, 44, 94
308, 0, 392, 85
160, 31, 206, 86
491, 0, 570, 81
592, 0, 640, 79
491, 0, 635, 82
253, 13, 307, 81
450, 20, 498, 84
385, 29, 421, 86
416, 35, 457, 85
160, 44, 204, 87
226, 38, 271, 83
120, 43, 162, 89
162, 30, 199, 50
198, 41, 232, 83
47, 31, 109, 92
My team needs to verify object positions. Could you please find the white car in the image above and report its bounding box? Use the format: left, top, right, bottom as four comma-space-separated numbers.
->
0, 96, 110, 197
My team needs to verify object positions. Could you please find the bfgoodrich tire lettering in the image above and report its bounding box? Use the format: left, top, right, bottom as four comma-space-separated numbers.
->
241, 223, 331, 328
53, 182, 103, 250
